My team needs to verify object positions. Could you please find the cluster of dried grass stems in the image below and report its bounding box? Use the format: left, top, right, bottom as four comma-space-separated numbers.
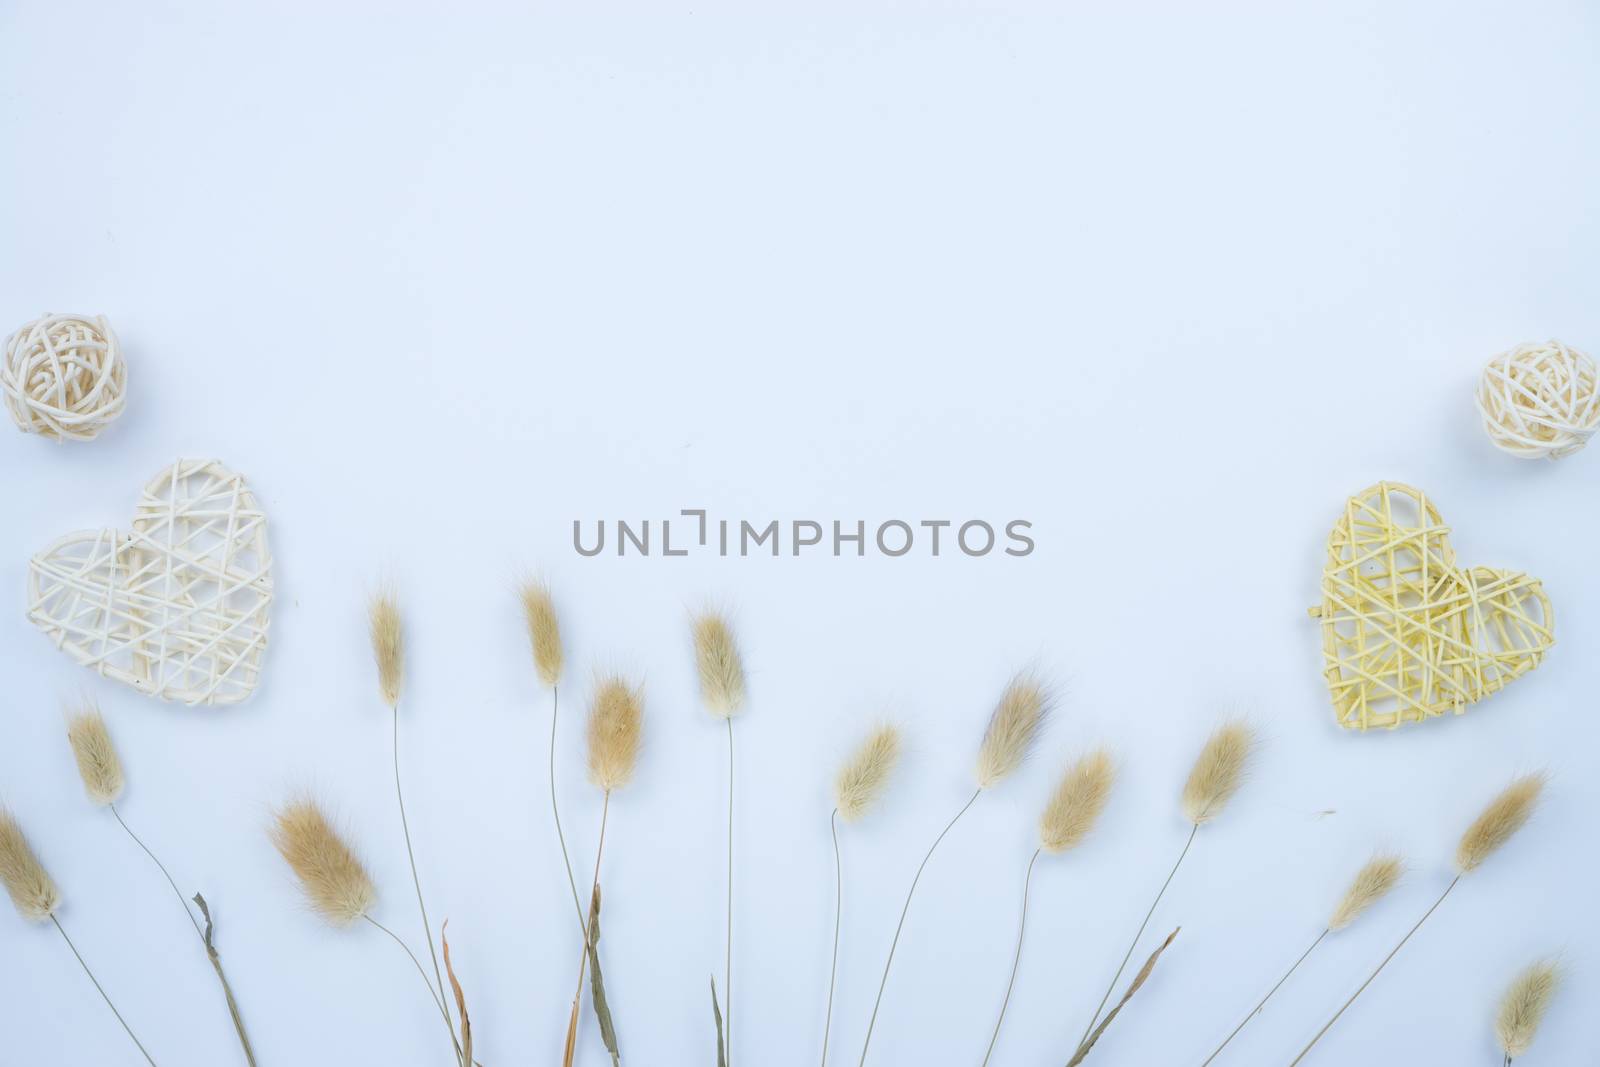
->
2, 588, 1563, 1066
265, 591, 473, 1066
1286, 772, 1548, 1065
828, 714, 1558, 1065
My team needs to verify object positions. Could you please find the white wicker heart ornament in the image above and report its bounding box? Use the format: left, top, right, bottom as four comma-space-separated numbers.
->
27, 459, 272, 706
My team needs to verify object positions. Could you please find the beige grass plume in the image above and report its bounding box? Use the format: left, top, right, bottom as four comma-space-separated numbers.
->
1496, 959, 1560, 1060
520, 580, 564, 687
1328, 853, 1405, 931
1181, 721, 1255, 825
270, 799, 376, 926
0, 809, 60, 922
67, 705, 125, 806
1456, 773, 1546, 874
693, 613, 746, 718
1040, 749, 1117, 853
834, 725, 903, 822
369, 590, 405, 708
975, 675, 1049, 789
588, 676, 644, 792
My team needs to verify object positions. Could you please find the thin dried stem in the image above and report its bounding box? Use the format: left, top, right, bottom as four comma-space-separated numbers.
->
1079, 823, 1197, 1044
821, 809, 842, 1067
549, 685, 587, 936
365, 915, 455, 1031
53, 915, 158, 1066
390, 705, 461, 1066
858, 787, 982, 1065
981, 848, 1042, 1066
111, 805, 202, 939
191, 894, 257, 1067
110, 805, 257, 1065
1289, 877, 1460, 1065
1199, 928, 1328, 1065
725, 717, 735, 1065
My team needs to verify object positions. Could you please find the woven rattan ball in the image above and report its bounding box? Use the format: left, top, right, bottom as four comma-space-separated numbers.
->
1476, 340, 1600, 460
2, 313, 127, 441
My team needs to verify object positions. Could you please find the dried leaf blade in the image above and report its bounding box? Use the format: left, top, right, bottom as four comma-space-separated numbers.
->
587, 884, 621, 1065
1067, 927, 1179, 1066
442, 922, 473, 1066
710, 975, 727, 1067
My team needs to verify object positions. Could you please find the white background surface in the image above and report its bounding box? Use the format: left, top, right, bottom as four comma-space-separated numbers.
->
2, 2, 1597, 1064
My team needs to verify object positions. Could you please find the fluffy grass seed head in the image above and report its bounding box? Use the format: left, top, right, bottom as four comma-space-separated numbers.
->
1327, 853, 1404, 931
66, 705, 125, 806
368, 590, 405, 707
693, 613, 746, 719
975, 674, 1050, 789
1039, 749, 1116, 854
1456, 772, 1546, 875
1181, 720, 1255, 826
1495, 959, 1561, 1058
519, 580, 563, 687
0, 809, 61, 922
587, 676, 644, 792
833, 725, 903, 822
270, 799, 376, 927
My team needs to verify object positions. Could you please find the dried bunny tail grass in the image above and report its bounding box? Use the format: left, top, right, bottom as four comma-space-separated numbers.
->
693, 613, 746, 718
833, 724, 903, 822
1496, 958, 1561, 1058
270, 799, 376, 926
0, 808, 61, 922
1456, 773, 1546, 875
1040, 749, 1116, 854
368, 589, 405, 707
1077, 722, 1236, 1050
975, 674, 1050, 790
984, 757, 1116, 1067
1203, 856, 1398, 1065
587, 676, 644, 791
67, 705, 125, 806
520, 580, 564, 687
1181, 720, 1255, 826
1328, 853, 1404, 932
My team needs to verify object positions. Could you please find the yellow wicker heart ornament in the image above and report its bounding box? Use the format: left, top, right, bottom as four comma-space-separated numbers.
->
1310, 482, 1553, 730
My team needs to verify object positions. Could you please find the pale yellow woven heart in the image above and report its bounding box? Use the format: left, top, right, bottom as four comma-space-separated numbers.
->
26, 458, 273, 706
1310, 482, 1553, 730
